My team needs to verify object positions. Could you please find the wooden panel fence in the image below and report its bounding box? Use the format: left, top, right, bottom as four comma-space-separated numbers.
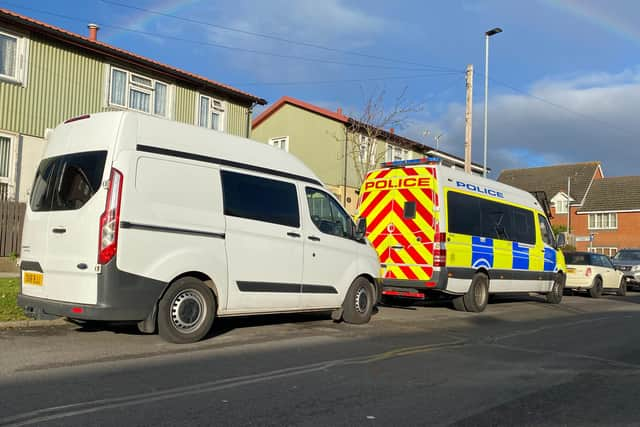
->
0, 202, 26, 257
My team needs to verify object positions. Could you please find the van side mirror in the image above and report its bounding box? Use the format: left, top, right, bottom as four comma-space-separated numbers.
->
556, 233, 566, 248
355, 217, 367, 240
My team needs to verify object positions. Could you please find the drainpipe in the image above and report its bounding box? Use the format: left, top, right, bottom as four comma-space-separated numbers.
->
342, 126, 349, 206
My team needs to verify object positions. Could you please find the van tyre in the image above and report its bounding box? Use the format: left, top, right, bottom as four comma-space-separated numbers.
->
546, 274, 564, 304
589, 277, 603, 298
461, 273, 489, 312
616, 277, 627, 297
158, 277, 216, 344
451, 295, 467, 312
342, 277, 375, 324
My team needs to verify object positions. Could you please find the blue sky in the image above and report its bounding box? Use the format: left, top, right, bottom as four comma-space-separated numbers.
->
2, 0, 638, 176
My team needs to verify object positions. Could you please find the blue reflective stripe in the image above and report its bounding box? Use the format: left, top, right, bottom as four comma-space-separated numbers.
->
512, 242, 529, 270
544, 247, 557, 272
472, 236, 494, 268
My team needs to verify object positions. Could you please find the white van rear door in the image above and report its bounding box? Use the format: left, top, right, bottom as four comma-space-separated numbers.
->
22, 151, 108, 305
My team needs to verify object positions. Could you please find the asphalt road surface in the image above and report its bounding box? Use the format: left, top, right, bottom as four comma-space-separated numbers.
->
1, 290, 640, 426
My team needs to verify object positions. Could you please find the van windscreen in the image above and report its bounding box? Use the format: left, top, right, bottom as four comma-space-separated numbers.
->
30, 151, 107, 212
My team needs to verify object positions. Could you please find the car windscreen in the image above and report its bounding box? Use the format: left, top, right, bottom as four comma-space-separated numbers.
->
30, 151, 107, 212
564, 253, 590, 265
612, 250, 640, 262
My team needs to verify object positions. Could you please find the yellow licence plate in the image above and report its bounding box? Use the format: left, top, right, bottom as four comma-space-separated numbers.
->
23, 271, 43, 286
567, 267, 576, 273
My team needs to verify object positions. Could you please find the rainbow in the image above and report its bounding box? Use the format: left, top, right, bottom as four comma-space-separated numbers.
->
105, 0, 199, 42
541, 0, 639, 43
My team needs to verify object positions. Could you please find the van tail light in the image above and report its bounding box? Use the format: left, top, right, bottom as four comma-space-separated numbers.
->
585, 267, 592, 277
98, 168, 123, 265
434, 232, 447, 267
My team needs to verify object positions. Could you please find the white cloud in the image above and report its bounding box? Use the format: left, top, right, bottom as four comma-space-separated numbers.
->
401, 68, 640, 177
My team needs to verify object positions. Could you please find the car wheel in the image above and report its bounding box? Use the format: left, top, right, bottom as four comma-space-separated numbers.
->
158, 277, 216, 344
546, 274, 564, 304
616, 277, 627, 297
588, 277, 603, 298
342, 277, 375, 325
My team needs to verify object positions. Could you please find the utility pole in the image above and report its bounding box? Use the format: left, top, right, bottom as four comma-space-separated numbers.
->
464, 64, 473, 174
567, 177, 571, 234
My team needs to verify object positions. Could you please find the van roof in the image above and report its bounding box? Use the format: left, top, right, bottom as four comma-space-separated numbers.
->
52, 112, 322, 186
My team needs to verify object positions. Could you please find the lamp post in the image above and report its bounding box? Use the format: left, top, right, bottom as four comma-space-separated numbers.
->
483, 27, 502, 178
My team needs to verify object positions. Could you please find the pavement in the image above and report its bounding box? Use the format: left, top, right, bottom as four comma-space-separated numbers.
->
1, 291, 640, 426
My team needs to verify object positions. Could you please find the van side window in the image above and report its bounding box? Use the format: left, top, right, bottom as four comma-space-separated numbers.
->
538, 214, 554, 246
221, 170, 299, 227
30, 151, 107, 212
306, 188, 355, 239
447, 191, 535, 244
403, 201, 416, 219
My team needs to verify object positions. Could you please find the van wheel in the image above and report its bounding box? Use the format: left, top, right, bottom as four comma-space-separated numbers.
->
158, 277, 215, 344
589, 277, 603, 298
461, 273, 489, 312
342, 277, 375, 324
616, 277, 627, 297
546, 275, 564, 304
451, 295, 467, 312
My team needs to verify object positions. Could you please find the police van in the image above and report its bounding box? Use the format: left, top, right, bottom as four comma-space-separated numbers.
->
18, 112, 380, 343
357, 158, 566, 312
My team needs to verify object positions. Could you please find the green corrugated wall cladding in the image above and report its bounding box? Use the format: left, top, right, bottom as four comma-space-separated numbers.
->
0, 38, 103, 138
1, 36, 253, 138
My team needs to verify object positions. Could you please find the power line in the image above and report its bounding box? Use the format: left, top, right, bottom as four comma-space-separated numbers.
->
234, 72, 463, 87
0, 1, 461, 74
99, 0, 460, 73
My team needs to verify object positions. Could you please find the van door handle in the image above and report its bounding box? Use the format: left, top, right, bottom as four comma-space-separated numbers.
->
52, 227, 67, 234
308, 236, 321, 242
287, 232, 301, 238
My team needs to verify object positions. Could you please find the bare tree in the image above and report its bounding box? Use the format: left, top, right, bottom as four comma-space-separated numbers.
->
348, 87, 422, 184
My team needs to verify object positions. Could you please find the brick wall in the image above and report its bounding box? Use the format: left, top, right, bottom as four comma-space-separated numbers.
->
574, 211, 640, 252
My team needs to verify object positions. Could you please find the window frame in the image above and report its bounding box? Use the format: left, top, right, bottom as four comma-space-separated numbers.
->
107, 65, 172, 118
358, 134, 376, 166
196, 94, 226, 132
268, 136, 289, 152
386, 144, 410, 162
0, 132, 17, 201
588, 247, 618, 257
588, 212, 618, 230
0, 27, 29, 85
305, 186, 361, 242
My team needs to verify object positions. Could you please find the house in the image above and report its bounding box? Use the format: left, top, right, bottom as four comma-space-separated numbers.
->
251, 96, 484, 214
498, 162, 640, 255
0, 8, 266, 202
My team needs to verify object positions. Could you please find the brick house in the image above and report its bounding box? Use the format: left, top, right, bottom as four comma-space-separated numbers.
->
0, 7, 266, 202
252, 96, 484, 214
498, 162, 640, 255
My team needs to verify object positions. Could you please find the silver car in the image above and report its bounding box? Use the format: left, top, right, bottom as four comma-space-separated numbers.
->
612, 249, 640, 286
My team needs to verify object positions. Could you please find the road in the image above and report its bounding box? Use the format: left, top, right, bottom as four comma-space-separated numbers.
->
1, 291, 640, 426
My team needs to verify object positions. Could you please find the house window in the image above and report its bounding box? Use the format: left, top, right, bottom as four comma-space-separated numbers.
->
588, 213, 618, 230
554, 199, 568, 214
588, 247, 618, 257
386, 144, 410, 162
269, 136, 289, 152
0, 134, 13, 201
358, 135, 376, 165
108, 66, 170, 117
198, 95, 225, 131
0, 29, 28, 84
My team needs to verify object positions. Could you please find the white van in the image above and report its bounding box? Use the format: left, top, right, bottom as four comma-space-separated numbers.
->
18, 112, 380, 343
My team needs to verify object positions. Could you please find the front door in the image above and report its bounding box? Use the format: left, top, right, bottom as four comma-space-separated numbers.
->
302, 188, 357, 308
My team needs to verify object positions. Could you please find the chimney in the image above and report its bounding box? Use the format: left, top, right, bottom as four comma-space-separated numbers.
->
88, 23, 99, 41
337, 107, 343, 115
390, 128, 395, 134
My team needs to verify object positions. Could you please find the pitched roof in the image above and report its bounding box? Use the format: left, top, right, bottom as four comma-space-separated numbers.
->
497, 162, 601, 204
252, 96, 349, 127
252, 96, 485, 170
578, 176, 640, 212
0, 8, 266, 105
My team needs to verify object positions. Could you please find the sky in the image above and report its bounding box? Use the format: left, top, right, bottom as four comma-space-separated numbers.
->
2, 0, 638, 177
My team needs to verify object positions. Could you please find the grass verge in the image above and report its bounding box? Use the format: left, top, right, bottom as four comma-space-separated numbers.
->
0, 277, 26, 322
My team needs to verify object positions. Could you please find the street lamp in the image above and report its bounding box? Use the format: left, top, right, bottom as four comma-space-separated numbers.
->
483, 27, 502, 178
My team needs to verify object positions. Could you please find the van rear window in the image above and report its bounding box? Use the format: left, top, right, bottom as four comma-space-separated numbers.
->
30, 151, 107, 212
